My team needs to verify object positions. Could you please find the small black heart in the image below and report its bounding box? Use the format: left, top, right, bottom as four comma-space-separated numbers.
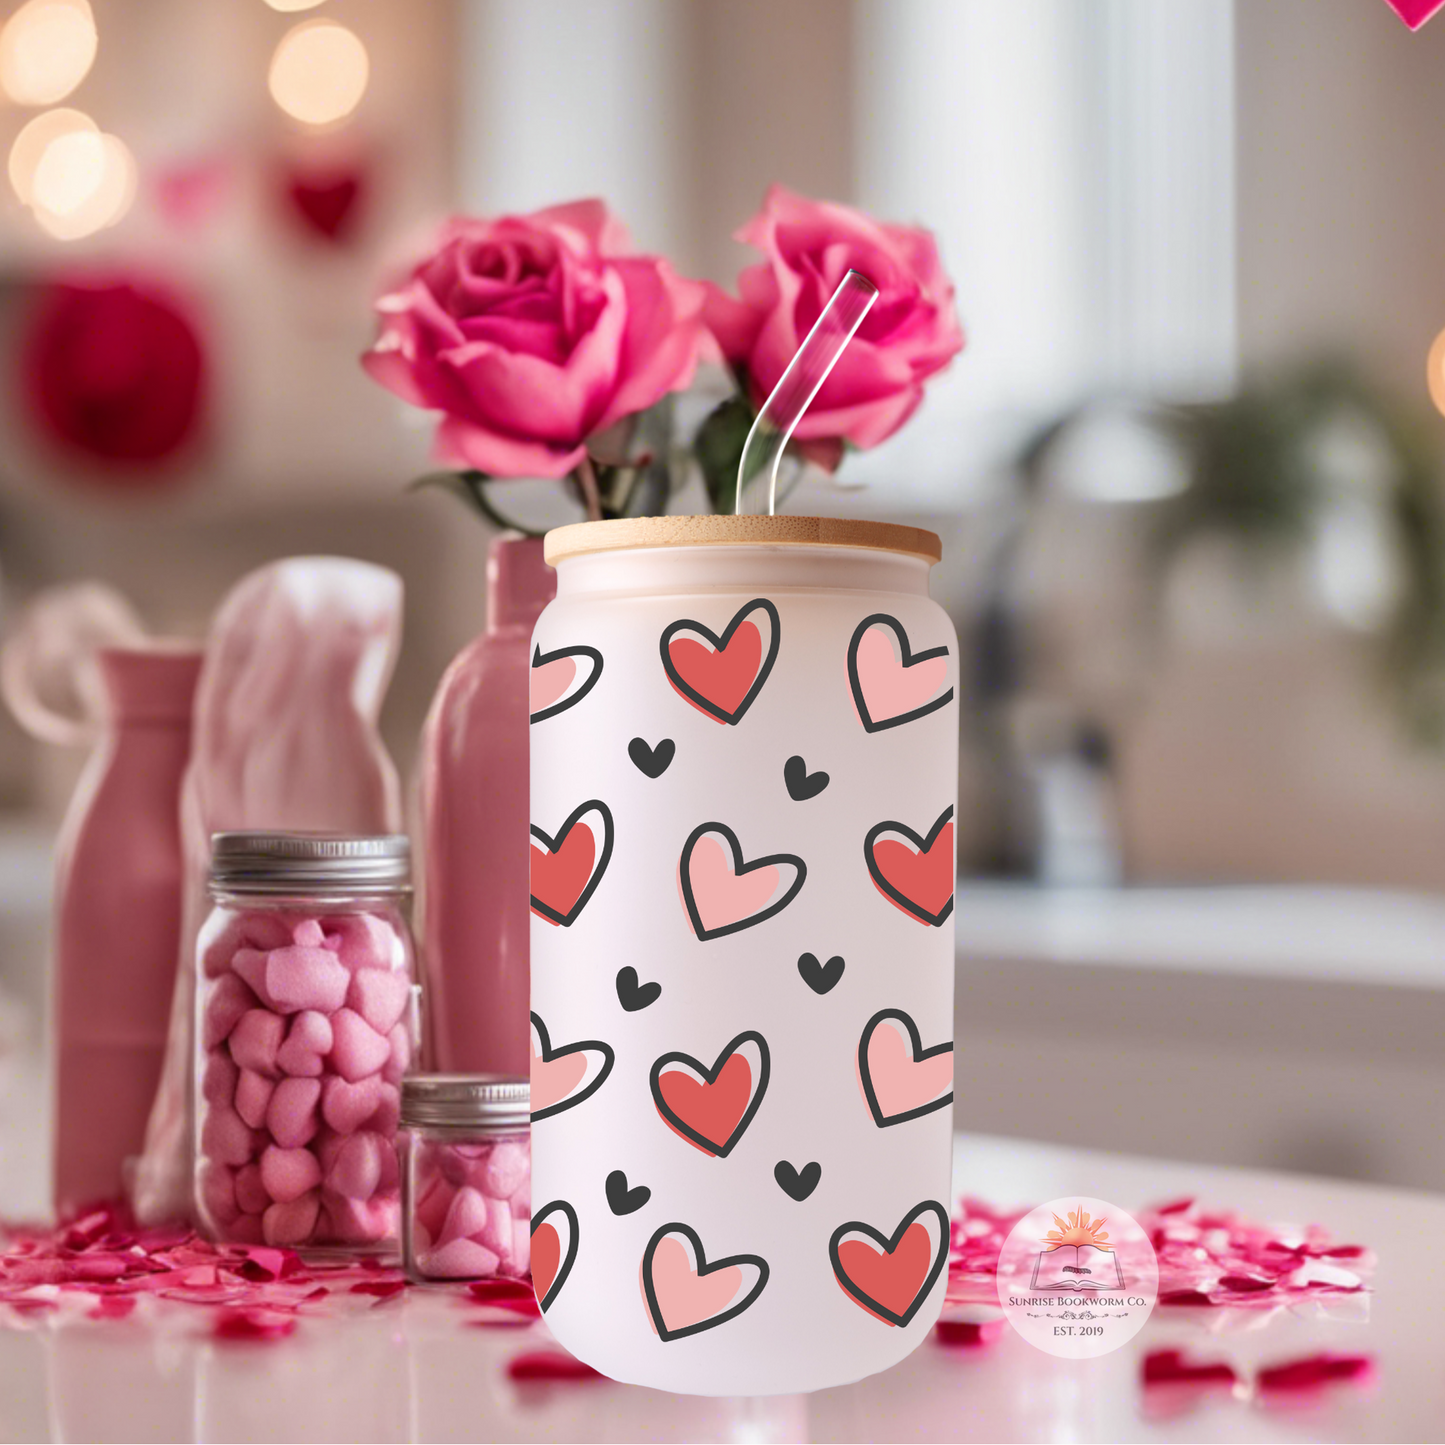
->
797, 952, 845, 995
784, 754, 829, 801
774, 1160, 821, 1201
606, 1169, 651, 1215
615, 966, 662, 1012
629, 737, 675, 778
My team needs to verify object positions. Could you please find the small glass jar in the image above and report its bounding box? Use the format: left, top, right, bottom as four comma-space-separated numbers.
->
194, 832, 416, 1251
399, 1075, 531, 1281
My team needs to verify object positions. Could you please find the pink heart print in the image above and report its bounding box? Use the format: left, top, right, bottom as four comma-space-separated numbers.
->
686, 835, 779, 932
529, 657, 576, 714
1382, 0, 1444, 27
530, 1043, 589, 1115
649, 1236, 743, 1332
855, 626, 948, 724
867, 1022, 954, 1118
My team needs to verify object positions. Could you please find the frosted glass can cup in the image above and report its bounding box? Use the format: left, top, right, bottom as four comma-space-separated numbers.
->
528, 516, 959, 1395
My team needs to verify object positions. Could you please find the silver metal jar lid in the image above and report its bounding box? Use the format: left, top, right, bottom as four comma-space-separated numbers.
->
400, 1074, 530, 1130
209, 832, 411, 896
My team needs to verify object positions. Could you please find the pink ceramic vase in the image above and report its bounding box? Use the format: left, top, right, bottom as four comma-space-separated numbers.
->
52, 644, 202, 1214
420, 534, 556, 1074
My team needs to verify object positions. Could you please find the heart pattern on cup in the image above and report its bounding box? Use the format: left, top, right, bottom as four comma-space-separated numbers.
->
858, 1009, 954, 1127
530, 799, 614, 926
641, 1222, 770, 1341
650, 1031, 769, 1157
530, 1200, 579, 1311
774, 1159, 821, 1201
864, 806, 955, 927
530, 643, 603, 722
847, 614, 953, 733
628, 736, 675, 778
830, 1201, 949, 1327
679, 822, 806, 941
530, 1012, 614, 1121
661, 598, 780, 725
605, 1169, 651, 1216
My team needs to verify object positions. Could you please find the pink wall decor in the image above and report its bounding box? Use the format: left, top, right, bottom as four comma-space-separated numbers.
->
529, 516, 958, 1395
420, 534, 556, 1074
21, 278, 207, 478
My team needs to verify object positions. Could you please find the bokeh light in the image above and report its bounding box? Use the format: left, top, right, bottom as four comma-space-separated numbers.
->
1427, 327, 1445, 418
267, 19, 368, 127
262, 0, 328, 10
7, 106, 96, 207
33, 131, 135, 239
0, 0, 98, 106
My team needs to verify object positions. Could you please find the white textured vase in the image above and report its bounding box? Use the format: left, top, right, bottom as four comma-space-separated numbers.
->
528, 516, 959, 1396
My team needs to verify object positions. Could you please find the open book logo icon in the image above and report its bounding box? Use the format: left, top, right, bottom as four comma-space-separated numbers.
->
1029, 1206, 1126, 1291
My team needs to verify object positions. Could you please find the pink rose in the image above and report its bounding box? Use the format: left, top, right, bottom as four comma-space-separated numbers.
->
704, 186, 963, 450
363, 200, 706, 479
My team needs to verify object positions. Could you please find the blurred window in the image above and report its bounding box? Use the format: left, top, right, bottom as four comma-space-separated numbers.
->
852, 0, 1236, 499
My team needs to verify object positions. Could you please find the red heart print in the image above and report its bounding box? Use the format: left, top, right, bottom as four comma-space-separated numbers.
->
865, 807, 955, 927
529, 1201, 578, 1312
660, 599, 779, 725
830, 1201, 949, 1328
530, 800, 613, 927
284, 166, 365, 243
650, 1032, 769, 1157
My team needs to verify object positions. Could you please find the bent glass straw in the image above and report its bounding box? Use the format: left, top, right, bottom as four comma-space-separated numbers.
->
734, 268, 879, 516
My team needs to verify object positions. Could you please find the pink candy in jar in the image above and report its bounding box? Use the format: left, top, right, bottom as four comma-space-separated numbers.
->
399, 1076, 530, 1281
195, 833, 416, 1251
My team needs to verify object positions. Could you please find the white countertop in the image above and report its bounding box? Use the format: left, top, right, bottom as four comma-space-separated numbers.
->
1, 1132, 1438, 1444
955, 880, 1445, 990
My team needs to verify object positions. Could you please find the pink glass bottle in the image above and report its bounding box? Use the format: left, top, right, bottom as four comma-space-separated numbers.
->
53, 644, 202, 1213
420, 535, 556, 1074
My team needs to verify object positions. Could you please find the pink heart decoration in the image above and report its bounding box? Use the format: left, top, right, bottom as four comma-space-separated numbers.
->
686, 835, 779, 932
530, 1045, 588, 1115
1382, 0, 1444, 27
648, 1236, 743, 1333
529, 657, 576, 714
855, 627, 948, 724
867, 1021, 954, 1119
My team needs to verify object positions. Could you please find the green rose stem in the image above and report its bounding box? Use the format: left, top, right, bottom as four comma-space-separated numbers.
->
575, 455, 605, 522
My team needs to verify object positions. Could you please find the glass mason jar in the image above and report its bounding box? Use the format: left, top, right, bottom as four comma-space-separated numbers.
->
529, 516, 959, 1395
398, 1075, 531, 1281
194, 832, 416, 1251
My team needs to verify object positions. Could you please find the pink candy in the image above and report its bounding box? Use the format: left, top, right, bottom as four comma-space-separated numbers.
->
406, 1135, 532, 1282
195, 905, 415, 1251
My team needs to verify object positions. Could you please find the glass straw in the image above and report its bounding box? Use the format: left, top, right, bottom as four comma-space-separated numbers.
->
734, 269, 879, 516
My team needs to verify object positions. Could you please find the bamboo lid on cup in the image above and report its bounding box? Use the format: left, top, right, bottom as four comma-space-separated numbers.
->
543, 515, 942, 568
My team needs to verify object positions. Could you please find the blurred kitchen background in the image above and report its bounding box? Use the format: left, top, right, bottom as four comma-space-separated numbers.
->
0, 0, 1442, 1207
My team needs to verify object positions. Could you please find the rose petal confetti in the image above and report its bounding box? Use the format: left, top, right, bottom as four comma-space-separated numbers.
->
1256, 1352, 1377, 1396
506, 1350, 602, 1382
